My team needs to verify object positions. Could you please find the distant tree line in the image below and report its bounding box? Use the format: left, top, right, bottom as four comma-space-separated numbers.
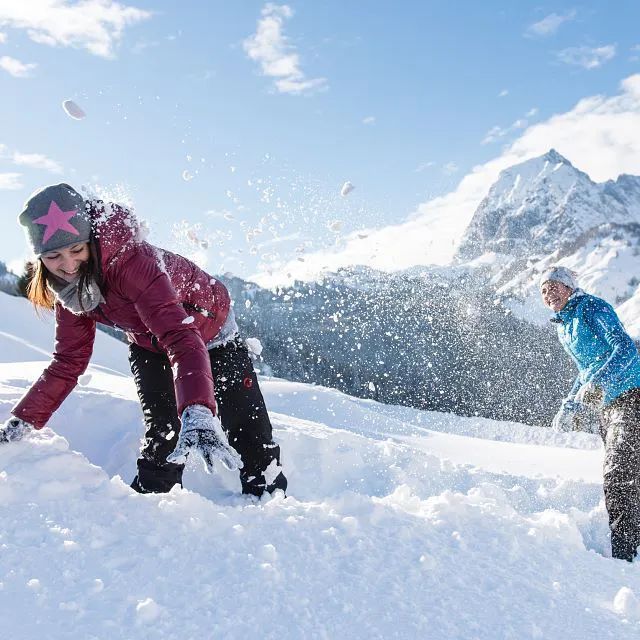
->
223, 269, 573, 426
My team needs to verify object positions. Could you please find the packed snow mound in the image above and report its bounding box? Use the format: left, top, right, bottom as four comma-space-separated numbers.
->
2, 292, 640, 639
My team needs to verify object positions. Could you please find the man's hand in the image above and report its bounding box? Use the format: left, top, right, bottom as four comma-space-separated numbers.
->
167, 405, 242, 473
0, 417, 33, 444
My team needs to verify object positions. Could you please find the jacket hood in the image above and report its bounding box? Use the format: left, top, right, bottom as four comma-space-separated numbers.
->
88, 200, 140, 269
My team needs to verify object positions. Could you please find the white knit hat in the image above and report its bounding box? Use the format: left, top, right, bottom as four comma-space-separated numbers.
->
538, 265, 578, 291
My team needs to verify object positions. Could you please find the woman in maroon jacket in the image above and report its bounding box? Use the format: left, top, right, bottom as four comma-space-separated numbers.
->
0, 183, 287, 497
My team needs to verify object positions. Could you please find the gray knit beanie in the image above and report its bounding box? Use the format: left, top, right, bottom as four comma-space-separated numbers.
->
538, 265, 578, 291
18, 183, 91, 256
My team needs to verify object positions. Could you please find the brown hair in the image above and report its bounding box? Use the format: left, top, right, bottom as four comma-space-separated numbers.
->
26, 260, 55, 311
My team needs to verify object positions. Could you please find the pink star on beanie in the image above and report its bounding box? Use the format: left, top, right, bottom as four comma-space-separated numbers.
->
33, 200, 81, 244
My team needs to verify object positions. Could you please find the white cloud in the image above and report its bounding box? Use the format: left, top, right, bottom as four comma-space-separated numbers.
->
12, 152, 63, 174
362, 116, 376, 125
557, 44, 616, 69
256, 74, 640, 285
243, 3, 327, 95
0, 0, 151, 58
0, 55, 36, 77
482, 117, 528, 145
481, 125, 505, 145
526, 10, 576, 37
525, 107, 539, 118
0, 30, 6, 43
442, 162, 459, 175
498, 89, 509, 97
0, 172, 22, 189
415, 161, 436, 173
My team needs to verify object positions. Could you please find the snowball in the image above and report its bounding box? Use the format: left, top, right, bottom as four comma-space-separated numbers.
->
246, 337, 263, 356
91, 579, 104, 593
328, 220, 343, 232
340, 181, 354, 197
78, 374, 92, 386
182, 170, 194, 182
136, 597, 162, 623
62, 99, 86, 120
613, 587, 640, 618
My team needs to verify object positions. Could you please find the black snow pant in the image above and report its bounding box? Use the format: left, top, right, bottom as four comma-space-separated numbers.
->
600, 388, 640, 562
128, 337, 286, 497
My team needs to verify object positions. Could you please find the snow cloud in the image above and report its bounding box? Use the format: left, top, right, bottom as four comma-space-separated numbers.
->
243, 3, 327, 95
557, 44, 616, 69
0, 0, 152, 58
0, 172, 22, 190
257, 74, 640, 284
0, 55, 36, 77
525, 10, 576, 37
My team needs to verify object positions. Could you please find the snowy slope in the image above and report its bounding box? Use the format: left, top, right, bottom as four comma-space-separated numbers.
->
0, 292, 129, 374
1, 294, 640, 639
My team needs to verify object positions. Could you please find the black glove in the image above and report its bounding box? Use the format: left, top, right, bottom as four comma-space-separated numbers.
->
167, 405, 242, 473
0, 417, 33, 443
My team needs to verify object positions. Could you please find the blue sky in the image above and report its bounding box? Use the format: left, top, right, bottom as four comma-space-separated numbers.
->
1, 1, 639, 281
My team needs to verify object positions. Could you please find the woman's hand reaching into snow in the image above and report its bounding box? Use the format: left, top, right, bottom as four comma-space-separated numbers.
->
167, 404, 243, 473
0, 417, 34, 444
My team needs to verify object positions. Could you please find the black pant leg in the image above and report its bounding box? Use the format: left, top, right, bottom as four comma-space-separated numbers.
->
128, 342, 184, 493
602, 389, 640, 561
209, 338, 286, 496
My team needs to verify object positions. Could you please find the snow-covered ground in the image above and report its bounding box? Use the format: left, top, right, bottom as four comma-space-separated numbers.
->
1, 291, 640, 639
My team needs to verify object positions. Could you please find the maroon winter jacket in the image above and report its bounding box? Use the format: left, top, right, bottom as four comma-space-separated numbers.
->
12, 202, 231, 429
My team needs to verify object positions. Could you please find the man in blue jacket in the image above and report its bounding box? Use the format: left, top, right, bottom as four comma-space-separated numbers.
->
542, 265, 640, 561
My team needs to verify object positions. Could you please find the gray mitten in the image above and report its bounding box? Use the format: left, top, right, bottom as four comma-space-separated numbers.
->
0, 417, 33, 444
167, 404, 242, 473
551, 399, 579, 432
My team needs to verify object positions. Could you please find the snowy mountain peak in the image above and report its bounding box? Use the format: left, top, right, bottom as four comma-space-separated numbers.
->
603, 174, 640, 217
456, 150, 639, 260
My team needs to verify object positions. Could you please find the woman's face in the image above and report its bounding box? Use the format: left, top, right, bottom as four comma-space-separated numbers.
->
540, 280, 573, 312
41, 242, 90, 282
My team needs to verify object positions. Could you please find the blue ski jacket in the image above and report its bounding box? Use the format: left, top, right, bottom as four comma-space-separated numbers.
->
552, 289, 640, 406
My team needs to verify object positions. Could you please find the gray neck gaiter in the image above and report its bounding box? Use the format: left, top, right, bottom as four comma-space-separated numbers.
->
48, 275, 104, 315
